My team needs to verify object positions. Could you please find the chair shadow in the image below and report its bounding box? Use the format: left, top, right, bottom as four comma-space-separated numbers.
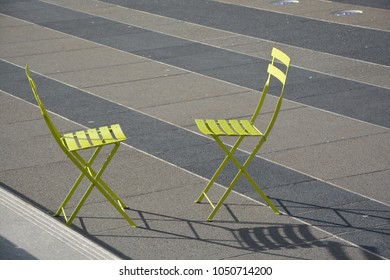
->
74, 202, 382, 260
274, 197, 390, 236
0, 235, 37, 260
1, 181, 384, 260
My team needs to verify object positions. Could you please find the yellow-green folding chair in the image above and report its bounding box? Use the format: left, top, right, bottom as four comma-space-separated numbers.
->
25, 65, 137, 227
195, 47, 290, 221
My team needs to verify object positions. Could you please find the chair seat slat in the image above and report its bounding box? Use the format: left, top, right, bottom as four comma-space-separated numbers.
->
110, 124, 127, 141
240, 120, 263, 136
195, 119, 213, 135
218, 120, 237, 135
87, 129, 103, 146
75, 130, 91, 149
229, 120, 249, 135
206, 120, 224, 135
99, 126, 115, 143
63, 133, 79, 151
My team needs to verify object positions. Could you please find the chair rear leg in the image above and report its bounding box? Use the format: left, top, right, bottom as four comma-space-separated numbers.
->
54, 147, 102, 218
195, 136, 245, 203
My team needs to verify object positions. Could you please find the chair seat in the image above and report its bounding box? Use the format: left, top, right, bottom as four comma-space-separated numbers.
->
195, 119, 263, 136
62, 124, 127, 152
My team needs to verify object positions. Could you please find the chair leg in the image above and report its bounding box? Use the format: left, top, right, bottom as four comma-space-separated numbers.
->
207, 169, 242, 221
55, 146, 103, 217
195, 136, 245, 203
65, 172, 137, 227
82, 144, 137, 227
81, 143, 130, 209
93, 182, 137, 227
206, 136, 279, 221
55, 144, 137, 227
242, 171, 280, 215
195, 155, 229, 204
65, 181, 96, 226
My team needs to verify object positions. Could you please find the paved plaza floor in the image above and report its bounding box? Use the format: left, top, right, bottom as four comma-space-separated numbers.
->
0, 0, 389, 260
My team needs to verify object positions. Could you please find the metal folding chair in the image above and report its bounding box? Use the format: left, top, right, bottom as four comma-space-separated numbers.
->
194, 47, 291, 221
25, 65, 137, 227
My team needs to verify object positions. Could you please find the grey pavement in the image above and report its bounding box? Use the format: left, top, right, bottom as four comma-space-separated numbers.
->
0, 0, 389, 260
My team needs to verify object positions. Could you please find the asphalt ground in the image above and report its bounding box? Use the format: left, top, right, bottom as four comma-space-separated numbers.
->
0, 0, 389, 260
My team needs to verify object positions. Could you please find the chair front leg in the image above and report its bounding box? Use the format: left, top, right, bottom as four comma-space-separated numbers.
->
195, 136, 245, 203
208, 136, 279, 221
84, 145, 137, 227
94, 143, 129, 209
54, 146, 103, 217
65, 144, 136, 227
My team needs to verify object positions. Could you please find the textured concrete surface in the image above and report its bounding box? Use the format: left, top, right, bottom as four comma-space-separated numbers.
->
0, 0, 389, 260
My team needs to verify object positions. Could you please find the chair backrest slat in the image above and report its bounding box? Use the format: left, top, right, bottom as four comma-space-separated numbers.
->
267, 64, 286, 84
272, 47, 291, 67
250, 48, 290, 138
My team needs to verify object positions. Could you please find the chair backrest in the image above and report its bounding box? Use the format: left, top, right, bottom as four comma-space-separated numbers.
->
25, 65, 67, 152
250, 47, 290, 138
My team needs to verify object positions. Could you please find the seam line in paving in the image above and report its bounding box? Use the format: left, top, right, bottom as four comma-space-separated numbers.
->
261, 130, 390, 155
82, 71, 189, 90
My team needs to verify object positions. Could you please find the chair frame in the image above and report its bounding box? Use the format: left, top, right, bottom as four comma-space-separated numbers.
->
25, 65, 137, 227
195, 47, 291, 221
